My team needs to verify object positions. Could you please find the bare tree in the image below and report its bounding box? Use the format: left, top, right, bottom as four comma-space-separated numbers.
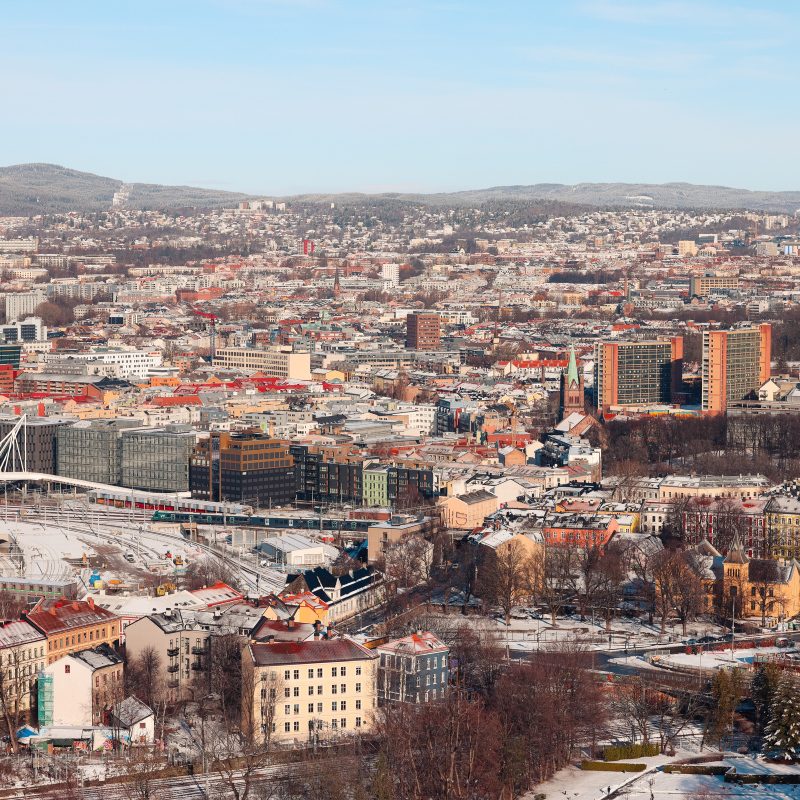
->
478, 539, 540, 626
540, 546, 578, 625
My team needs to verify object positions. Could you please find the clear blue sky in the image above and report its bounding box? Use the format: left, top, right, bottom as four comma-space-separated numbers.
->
2, 1, 797, 194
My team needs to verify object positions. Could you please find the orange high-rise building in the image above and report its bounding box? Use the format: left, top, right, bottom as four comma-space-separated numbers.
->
595, 337, 683, 412
702, 324, 771, 414
406, 312, 441, 350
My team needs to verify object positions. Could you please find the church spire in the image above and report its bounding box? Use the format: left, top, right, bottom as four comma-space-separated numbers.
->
566, 343, 580, 387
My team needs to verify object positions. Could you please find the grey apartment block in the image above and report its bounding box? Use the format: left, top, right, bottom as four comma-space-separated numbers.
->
120, 425, 195, 492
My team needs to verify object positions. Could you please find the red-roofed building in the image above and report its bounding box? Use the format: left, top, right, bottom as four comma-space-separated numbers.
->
26, 597, 121, 665
374, 631, 449, 704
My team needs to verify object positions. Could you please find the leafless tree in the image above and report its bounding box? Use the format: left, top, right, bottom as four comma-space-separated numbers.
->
540, 546, 578, 625
478, 539, 540, 626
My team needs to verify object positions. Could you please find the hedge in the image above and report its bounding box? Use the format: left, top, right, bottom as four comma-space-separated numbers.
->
604, 743, 661, 761
662, 764, 728, 775
581, 761, 646, 772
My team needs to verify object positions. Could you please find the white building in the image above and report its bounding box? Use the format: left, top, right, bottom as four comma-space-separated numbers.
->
381, 263, 400, 287
5, 292, 46, 322
42, 349, 162, 379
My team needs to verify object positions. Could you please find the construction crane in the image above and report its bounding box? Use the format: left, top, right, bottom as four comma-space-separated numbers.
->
190, 306, 218, 359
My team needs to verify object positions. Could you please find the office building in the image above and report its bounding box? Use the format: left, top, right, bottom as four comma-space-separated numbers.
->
1, 317, 46, 343
213, 346, 311, 380
702, 324, 771, 414
120, 425, 195, 492
690, 274, 739, 298
0, 345, 21, 369
595, 338, 683, 412
57, 420, 141, 485
381, 263, 400, 287
0, 415, 71, 473
190, 431, 296, 507
406, 312, 441, 350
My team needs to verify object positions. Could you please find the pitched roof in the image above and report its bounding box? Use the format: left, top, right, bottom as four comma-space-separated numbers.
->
111, 696, 153, 727
248, 637, 376, 667
26, 598, 118, 636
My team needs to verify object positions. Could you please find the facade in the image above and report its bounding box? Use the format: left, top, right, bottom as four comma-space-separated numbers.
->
438, 490, 498, 530
290, 444, 364, 505
376, 631, 449, 704
0, 576, 77, 603
110, 696, 155, 745
595, 338, 683, 411
26, 597, 121, 665
0, 416, 70, 474
367, 514, 432, 563
682, 498, 768, 558
42, 349, 161, 379
702, 324, 772, 414
38, 644, 124, 727
243, 637, 378, 744
766, 496, 800, 561
124, 611, 211, 702
213, 346, 312, 380
290, 567, 383, 623
690, 274, 739, 297
56, 419, 140, 485
406, 312, 441, 350
120, 425, 195, 492
4, 291, 46, 322
191, 431, 296, 506
362, 464, 389, 507
541, 514, 619, 549
0, 620, 46, 721
1, 317, 46, 343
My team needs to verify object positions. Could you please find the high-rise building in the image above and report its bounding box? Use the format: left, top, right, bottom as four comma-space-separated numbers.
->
4, 291, 46, 322
702, 324, 771, 414
190, 431, 295, 507
595, 338, 683, 412
406, 312, 440, 350
381, 263, 400, 287
56, 420, 141, 485
212, 346, 311, 380
560, 344, 584, 420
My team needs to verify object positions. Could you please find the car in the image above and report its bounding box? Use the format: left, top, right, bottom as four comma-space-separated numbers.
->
123, 552, 135, 563
697, 635, 717, 644
776, 637, 795, 648
685, 638, 698, 646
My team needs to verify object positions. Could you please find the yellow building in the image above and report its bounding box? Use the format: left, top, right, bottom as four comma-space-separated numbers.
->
438, 490, 498, 530
0, 621, 46, 720
765, 496, 800, 560
243, 637, 378, 744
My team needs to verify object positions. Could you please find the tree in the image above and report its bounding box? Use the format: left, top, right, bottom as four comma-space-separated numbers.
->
182, 557, 240, 591
540, 546, 578, 625
749, 560, 785, 626
0, 648, 31, 753
751, 662, 782, 734
763, 672, 800, 761
704, 668, 746, 749
478, 539, 540, 626
125, 646, 165, 714
381, 535, 432, 590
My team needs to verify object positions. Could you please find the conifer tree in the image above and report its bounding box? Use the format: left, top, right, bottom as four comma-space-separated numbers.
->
763, 673, 800, 761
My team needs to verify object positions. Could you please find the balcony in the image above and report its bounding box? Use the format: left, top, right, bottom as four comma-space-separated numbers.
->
191, 662, 204, 672
167, 664, 179, 673
191, 645, 207, 655
167, 647, 179, 657
167, 679, 179, 689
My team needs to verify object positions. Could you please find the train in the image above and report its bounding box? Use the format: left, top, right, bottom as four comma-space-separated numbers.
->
87, 488, 251, 517
151, 510, 372, 532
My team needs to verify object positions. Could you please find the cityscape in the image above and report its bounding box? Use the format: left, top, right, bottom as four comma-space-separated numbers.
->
3, 2, 800, 799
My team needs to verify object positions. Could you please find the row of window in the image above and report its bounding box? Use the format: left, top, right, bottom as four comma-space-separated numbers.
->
281, 700, 363, 715
51, 628, 111, 650
277, 717, 361, 733
281, 665, 361, 680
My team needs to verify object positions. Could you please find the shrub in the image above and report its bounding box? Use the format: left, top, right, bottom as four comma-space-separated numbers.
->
603, 743, 661, 761
581, 761, 646, 772
662, 764, 728, 775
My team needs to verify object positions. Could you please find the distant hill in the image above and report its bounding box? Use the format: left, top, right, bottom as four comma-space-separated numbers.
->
0, 163, 248, 215
290, 182, 800, 213
1, 164, 799, 215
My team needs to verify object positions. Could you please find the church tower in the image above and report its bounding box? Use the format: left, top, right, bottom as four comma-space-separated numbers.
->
333, 264, 342, 298
560, 343, 584, 420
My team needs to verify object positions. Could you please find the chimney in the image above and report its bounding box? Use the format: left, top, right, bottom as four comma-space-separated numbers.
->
287, 619, 295, 630
313, 620, 322, 638
49, 606, 57, 617
164, 607, 173, 618
72, 602, 80, 611
87, 597, 94, 610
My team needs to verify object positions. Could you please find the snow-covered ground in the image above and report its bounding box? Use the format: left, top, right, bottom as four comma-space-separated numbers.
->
653, 646, 786, 674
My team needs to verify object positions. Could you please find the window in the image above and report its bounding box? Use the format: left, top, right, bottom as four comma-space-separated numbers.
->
293, 705, 299, 715
308, 686, 314, 696
355, 700, 361, 710
355, 717, 362, 728
355, 682, 361, 693
293, 687, 299, 697
65, 665, 70, 674
332, 667, 338, 677
293, 669, 300, 680
340, 666, 347, 676
317, 685, 322, 695
284, 670, 290, 680
284, 722, 291, 733
284, 705, 291, 715
284, 688, 290, 698
340, 718, 346, 729
331, 719, 338, 730
293, 721, 299, 732
317, 668, 323, 678
317, 703, 323, 713
332, 685, 337, 694
340, 701, 347, 711
308, 668, 314, 679
332, 701, 338, 711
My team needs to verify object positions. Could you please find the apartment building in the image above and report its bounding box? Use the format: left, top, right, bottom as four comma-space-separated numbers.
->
38, 644, 124, 727
43, 348, 162, 379
702, 324, 772, 414
243, 637, 378, 744
4, 291, 46, 322
595, 338, 683, 411
375, 631, 449, 704
1, 317, 46, 343
213, 346, 312, 380
690, 274, 739, 297
406, 312, 441, 350
26, 598, 121, 665
120, 425, 195, 492
0, 620, 46, 720
124, 610, 211, 702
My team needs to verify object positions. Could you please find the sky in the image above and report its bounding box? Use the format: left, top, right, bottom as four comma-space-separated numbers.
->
1, 1, 798, 195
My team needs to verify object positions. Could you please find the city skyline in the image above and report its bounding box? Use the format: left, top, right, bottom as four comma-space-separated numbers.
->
3, 0, 798, 194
